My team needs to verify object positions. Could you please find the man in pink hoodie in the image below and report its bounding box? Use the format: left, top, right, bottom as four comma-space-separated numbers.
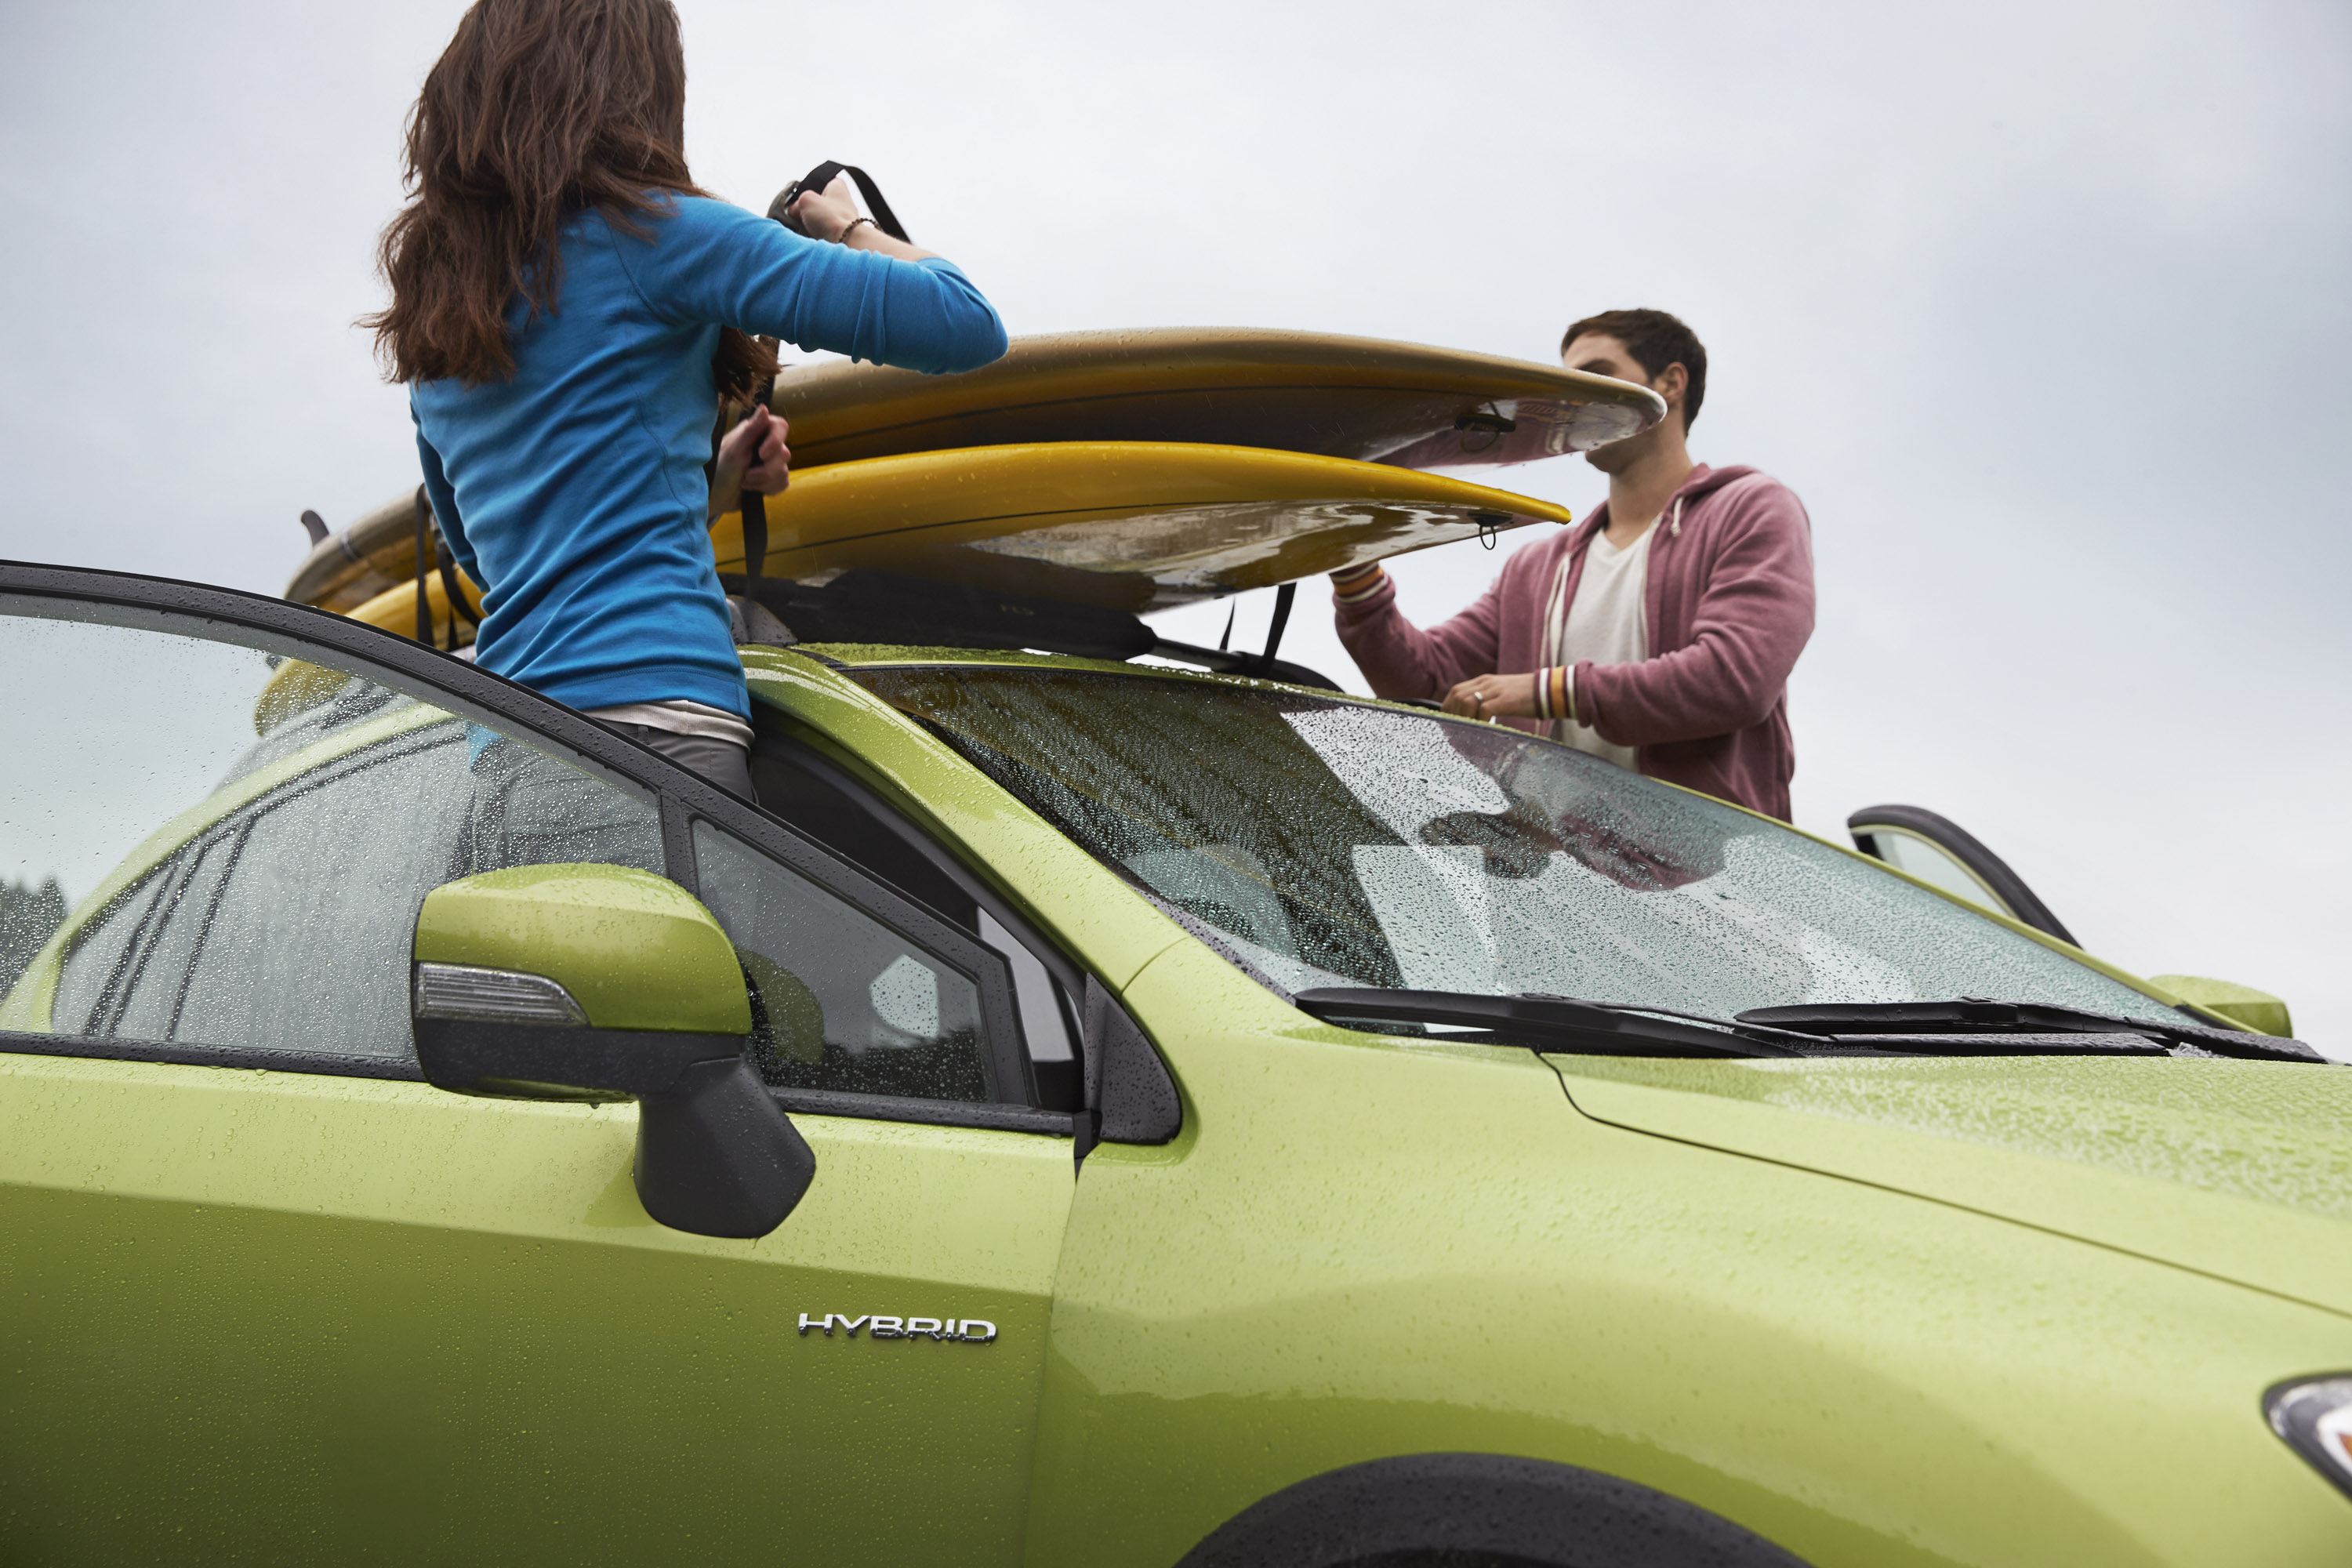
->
1330, 309, 1815, 820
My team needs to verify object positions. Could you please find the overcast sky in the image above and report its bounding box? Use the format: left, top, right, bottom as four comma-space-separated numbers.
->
4, 0, 2347, 1054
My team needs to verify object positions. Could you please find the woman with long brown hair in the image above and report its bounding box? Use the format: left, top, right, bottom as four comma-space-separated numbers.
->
368, 0, 1004, 797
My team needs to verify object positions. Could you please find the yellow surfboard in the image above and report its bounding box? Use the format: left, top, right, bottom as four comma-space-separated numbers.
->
287, 492, 430, 615
706, 441, 1574, 612
769, 328, 1661, 471
332, 441, 1570, 644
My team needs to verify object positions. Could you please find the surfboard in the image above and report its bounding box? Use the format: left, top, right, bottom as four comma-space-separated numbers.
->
331, 441, 1572, 644
286, 492, 430, 615
289, 328, 1635, 615
705, 441, 1575, 612
768, 328, 1664, 471
345, 556, 485, 650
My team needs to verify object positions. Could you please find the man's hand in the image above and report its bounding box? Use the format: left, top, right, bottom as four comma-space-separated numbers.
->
1441, 672, 1539, 720
710, 405, 789, 521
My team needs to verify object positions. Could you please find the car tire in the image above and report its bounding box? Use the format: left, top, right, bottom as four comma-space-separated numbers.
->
1177, 1453, 1809, 1568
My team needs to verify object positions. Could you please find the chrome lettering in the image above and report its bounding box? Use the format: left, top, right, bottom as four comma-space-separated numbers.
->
797, 1312, 995, 1342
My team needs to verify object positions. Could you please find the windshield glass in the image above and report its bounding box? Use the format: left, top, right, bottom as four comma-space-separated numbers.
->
858, 667, 2173, 1022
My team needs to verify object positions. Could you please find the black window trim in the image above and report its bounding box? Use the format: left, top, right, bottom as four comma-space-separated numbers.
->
0, 561, 1044, 1130
771, 1085, 1073, 1137
0, 1029, 425, 1083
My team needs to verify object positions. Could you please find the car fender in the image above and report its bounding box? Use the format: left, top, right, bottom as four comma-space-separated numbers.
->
1021, 938, 2352, 1568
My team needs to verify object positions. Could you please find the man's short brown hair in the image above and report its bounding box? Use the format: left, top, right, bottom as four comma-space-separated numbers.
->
1560, 309, 1708, 430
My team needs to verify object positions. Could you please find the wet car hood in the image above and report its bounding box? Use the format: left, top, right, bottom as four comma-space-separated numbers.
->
1548, 1054, 2352, 1316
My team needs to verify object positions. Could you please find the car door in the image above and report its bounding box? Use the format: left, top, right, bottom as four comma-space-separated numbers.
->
0, 567, 1075, 1566
1846, 801, 2077, 943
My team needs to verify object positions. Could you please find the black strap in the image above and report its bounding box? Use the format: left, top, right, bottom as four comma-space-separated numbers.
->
738, 336, 780, 581
410, 484, 478, 650
412, 486, 434, 645
739, 460, 768, 582
435, 535, 479, 638
746, 154, 913, 583
768, 161, 912, 242
1254, 582, 1298, 676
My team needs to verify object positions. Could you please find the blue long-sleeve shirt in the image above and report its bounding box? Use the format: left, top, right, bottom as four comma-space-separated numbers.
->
410, 194, 1007, 719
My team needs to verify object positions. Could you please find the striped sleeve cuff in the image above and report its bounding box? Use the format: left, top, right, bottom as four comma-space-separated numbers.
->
1330, 563, 1388, 604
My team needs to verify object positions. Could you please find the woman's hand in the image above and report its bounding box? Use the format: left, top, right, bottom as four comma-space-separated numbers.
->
709, 405, 789, 521
786, 173, 862, 242
786, 173, 939, 262
1441, 672, 1538, 720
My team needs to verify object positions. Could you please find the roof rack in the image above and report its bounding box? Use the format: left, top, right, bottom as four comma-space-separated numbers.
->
724, 571, 1341, 691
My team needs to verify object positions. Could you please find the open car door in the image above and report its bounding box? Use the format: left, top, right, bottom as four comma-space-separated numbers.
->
0, 564, 1082, 1565
1846, 802, 2298, 1039
1846, 803, 2077, 944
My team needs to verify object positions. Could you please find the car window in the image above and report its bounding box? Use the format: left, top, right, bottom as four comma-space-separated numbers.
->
0, 876, 68, 1000
691, 821, 998, 1103
749, 739, 1079, 1109
0, 597, 660, 1068
1860, 829, 2009, 920
859, 666, 2180, 1024
158, 732, 470, 1055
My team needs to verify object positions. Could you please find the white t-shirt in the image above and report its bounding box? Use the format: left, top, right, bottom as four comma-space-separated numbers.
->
579, 698, 754, 750
1542, 523, 1653, 770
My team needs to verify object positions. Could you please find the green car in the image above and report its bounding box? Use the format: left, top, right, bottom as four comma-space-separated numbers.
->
2, 554, 2348, 1567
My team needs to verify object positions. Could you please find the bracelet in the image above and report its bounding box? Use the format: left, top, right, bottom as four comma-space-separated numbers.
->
835, 216, 877, 245
1533, 666, 1573, 724
1331, 564, 1388, 604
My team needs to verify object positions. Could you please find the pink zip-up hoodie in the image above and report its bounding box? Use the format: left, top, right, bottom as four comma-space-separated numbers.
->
1334, 463, 1815, 820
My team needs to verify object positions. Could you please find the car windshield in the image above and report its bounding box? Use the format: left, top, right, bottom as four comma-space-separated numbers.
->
858, 666, 2178, 1023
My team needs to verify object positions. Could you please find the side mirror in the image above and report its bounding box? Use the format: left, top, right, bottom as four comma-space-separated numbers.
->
2149, 974, 2295, 1039
409, 863, 815, 1240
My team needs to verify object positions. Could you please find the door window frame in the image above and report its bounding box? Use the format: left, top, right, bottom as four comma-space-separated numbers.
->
0, 563, 1058, 1133
746, 731, 1089, 1066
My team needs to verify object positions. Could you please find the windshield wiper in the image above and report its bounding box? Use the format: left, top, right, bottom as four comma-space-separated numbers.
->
1739, 1000, 2325, 1063
1293, 989, 2287, 1062
1293, 989, 1805, 1058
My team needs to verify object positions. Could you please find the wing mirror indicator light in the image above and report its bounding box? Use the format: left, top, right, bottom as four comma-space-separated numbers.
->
2266, 1375, 2352, 1502
414, 961, 589, 1027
